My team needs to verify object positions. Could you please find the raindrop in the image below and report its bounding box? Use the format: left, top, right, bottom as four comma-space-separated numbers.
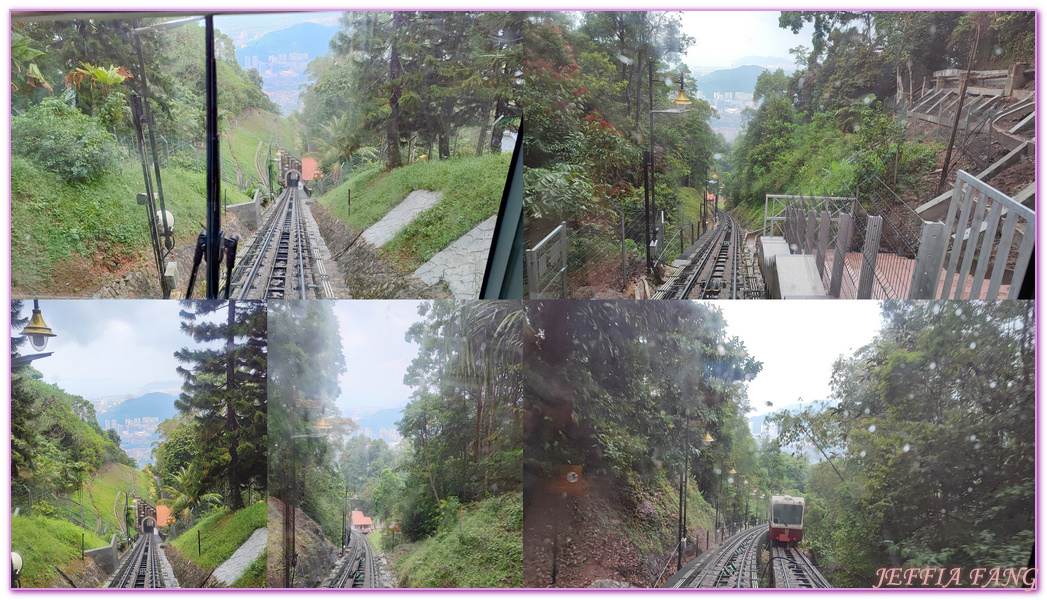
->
902, 444, 910, 452
714, 468, 722, 475
864, 408, 870, 415
717, 344, 726, 356
860, 450, 867, 457
969, 342, 976, 350
906, 59, 913, 69
790, 244, 798, 252
954, 307, 963, 316
24, 234, 31, 241
978, 469, 984, 475
1007, 381, 1014, 388
967, 487, 973, 493
908, 394, 914, 400
798, 77, 806, 88
728, 477, 735, 484
932, 304, 941, 315
974, 443, 981, 450
929, 362, 936, 370
862, 95, 872, 104
929, 24, 937, 35
842, 410, 849, 417
515, 78, 525, 86
480, 343, 487, 352
834, 81, 842, 88
940, 509, 946, 514
969, 435, 977, 442
989, 381, 997, 389
853, 124, 861, 132
868, 425, 876, 433
713, 153, 724, 161
994, 47, 1003, 55
618, 54, 634, 65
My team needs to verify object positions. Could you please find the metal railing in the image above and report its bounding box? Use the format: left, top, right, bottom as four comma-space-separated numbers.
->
909, 170, 1033, 299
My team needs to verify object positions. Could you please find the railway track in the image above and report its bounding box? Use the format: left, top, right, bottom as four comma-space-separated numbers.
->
324, 531, 377, 588
229, 185, 319, 300
109, 534, 164, 589
770, 544, 831, 588
656, 211, 745, 299
668, 525, 764, 588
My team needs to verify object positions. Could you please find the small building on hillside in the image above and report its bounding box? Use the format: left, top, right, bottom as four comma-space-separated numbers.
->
351, 510, 373, 534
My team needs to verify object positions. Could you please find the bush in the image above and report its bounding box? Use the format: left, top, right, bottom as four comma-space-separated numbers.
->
32, 500, 57, 518
12, 97, 122, 183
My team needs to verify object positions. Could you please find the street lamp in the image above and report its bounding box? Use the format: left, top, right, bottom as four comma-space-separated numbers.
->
678, 419, 713, 569
646, 58, 692, 276
13, 300, 58, 369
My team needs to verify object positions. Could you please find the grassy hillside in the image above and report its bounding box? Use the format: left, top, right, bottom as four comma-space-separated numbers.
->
12, 515, 109, 588
170, 501, 267, 571
79, 462, 154, 534
395, 492, 522, 588
11, 156, 252, 295
224, 108, 299, 187
318, 152, 511, 268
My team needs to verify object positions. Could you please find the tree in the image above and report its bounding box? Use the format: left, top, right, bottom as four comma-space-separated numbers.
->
174, 300, 267, 511
11, 300, 37, 481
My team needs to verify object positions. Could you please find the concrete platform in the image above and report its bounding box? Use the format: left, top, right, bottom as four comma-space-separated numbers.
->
775, 255, 828, 299
757, 236, 794, 299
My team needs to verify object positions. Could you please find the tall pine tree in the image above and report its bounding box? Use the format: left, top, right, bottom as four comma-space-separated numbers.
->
174, 300, 267, 511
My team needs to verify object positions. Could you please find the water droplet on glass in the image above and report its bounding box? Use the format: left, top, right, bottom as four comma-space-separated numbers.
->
940, 509, 946, 514
954, 308, 963, 316
860, 450, 867, 457
618, 54, 634, 65
714, 468, 722, 475
989, 381, 997, 389
969, 342, 976, 350
932, 304, 941, 314
717, 344, 726, 356
969, 435, 977, 442
1007, 381, 1014, 388
974, 443, 981, 450
834, 81, 842, 88
24, 234, 31, 241
864, 408, 870, 415
929, 362, 936, 370
853, 124, 861, 132
908, 393, 914, 400
790, 244, 798, 252
929, 24, 937, 34
868, 425, 876, 433
798, 77, 806, 88
994, 47, 1003, 55
862, 95, 872, 104
713, 153, 724, 161
902, 444, 910, 452
728, 477, 734, 484
967, 487, 973, 493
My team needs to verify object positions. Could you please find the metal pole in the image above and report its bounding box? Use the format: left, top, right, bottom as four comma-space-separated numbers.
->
648, 58, 655, 274
620, 210, 626, 287
205, 15, 221, 298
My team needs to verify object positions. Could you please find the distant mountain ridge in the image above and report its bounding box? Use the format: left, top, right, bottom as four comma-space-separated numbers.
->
96, 392, 178, 426
234, 22, 338, 66
692, 64, 770, 96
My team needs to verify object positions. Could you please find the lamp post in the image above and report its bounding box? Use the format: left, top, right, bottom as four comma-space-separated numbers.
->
13, 300, 57, 368
646, 58, 692, 275
727, 466, 737, 534
285, 389, 333, 588
677, 420, 713, 569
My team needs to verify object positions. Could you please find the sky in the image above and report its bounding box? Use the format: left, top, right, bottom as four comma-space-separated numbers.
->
678, 11, 814, 69
330, 300, 426, 419
16, 300, 190, 399
711, 300, 884, 417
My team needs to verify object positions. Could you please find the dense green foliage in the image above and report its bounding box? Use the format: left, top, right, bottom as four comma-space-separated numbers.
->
12, 98, 122, 183
301, 12, 521, 172
727, 11, 1032, 209
170, 502, 267, 571
773, 301, 1034, 586
395, 492, 523, 587
523, 13, 722, 228
524, 302, 760, 489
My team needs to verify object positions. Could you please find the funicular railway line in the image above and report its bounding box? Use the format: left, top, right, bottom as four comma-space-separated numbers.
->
669, 525, 763, 588
230, 184, 323, 300
108, 533, 164, 589
770, 544, 831, 588
660, 210, 744, 299
324, 531, 377, 588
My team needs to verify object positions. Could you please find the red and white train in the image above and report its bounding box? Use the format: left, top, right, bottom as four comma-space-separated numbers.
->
769, 495, 805, 546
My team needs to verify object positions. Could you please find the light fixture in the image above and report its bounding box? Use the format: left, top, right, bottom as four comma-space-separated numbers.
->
23, 300, 56, 352
702, 431, 715, 446
672, 88, 692, 105
314, 412, 333, 433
